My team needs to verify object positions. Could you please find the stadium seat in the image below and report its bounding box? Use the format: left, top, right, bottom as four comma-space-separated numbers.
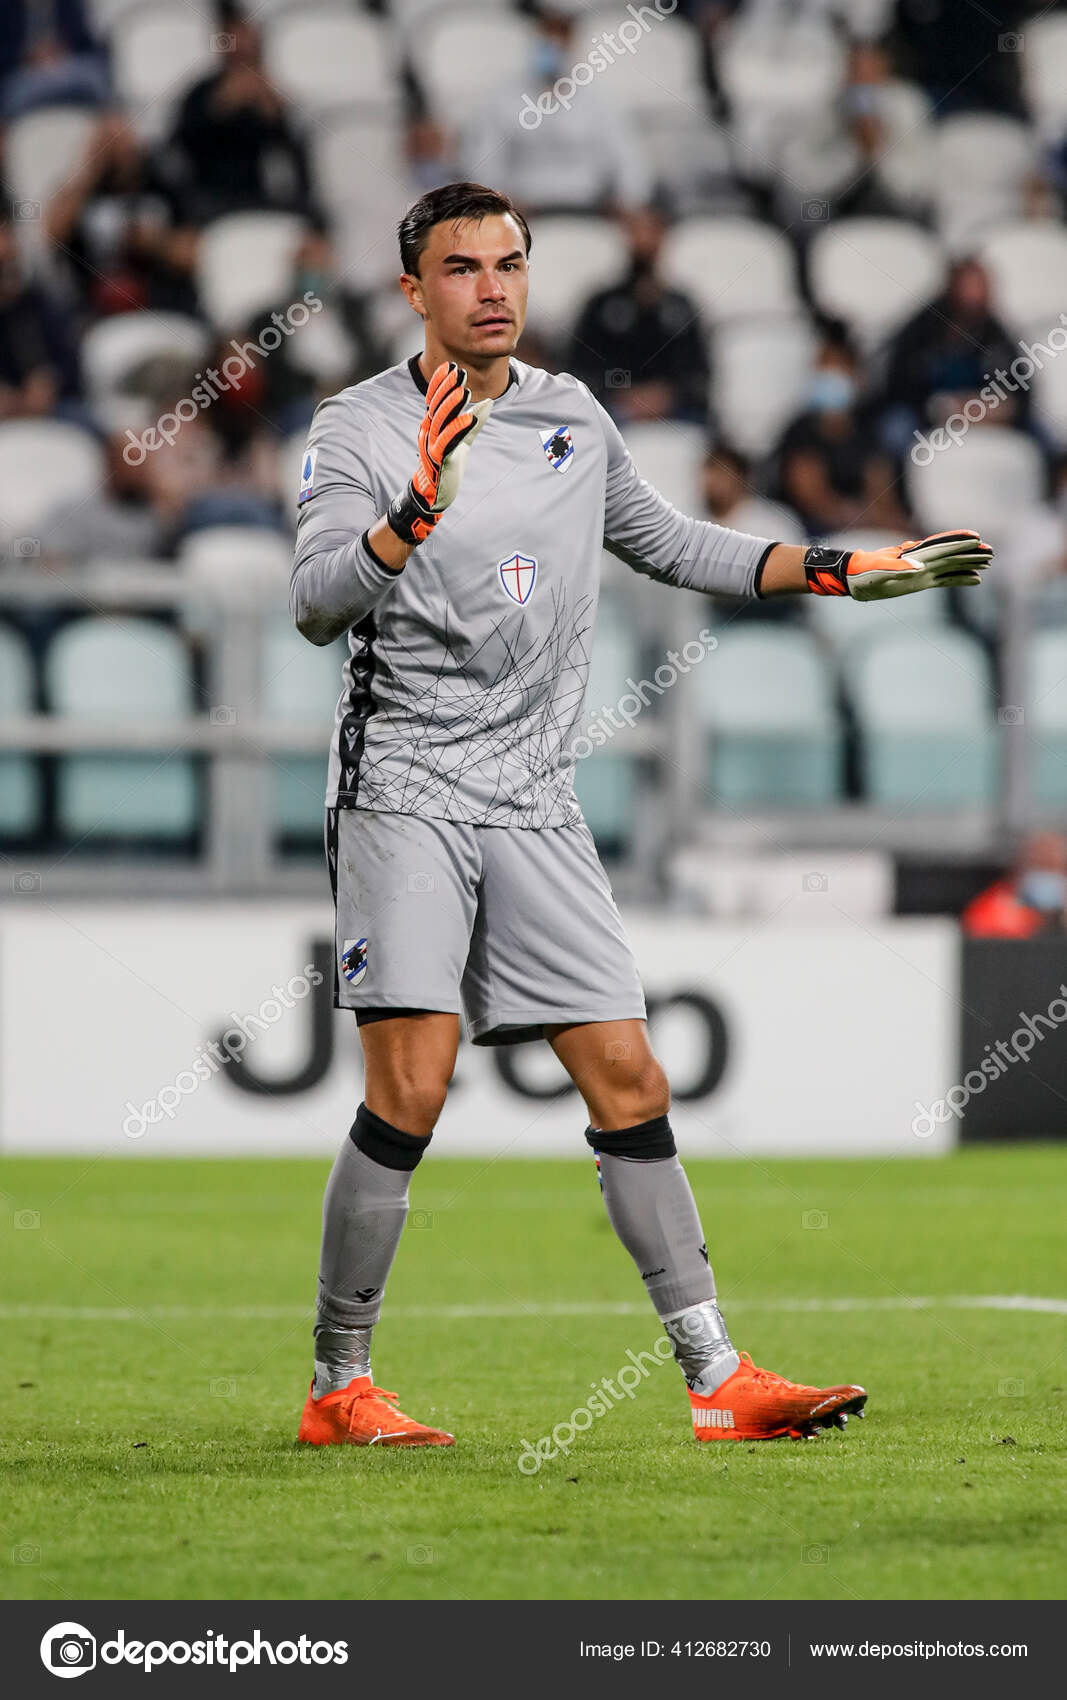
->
0, 422, 106, 550
805, 530, 947, 656
111, 3, 214, 141
620, 423, 706, 517
905, 425, 1044, 554
1026, 630, 1067, 808
576, 587, 639, 849
1020, 12, 1067, 141
976, 220, 1067, 338
179, 527, 293, 615
712, 314, 816, 459
870, 80, 934, 214
847, 628, 996, 808
808, 218, 946, 351
263, 7, 398, 116
419, 7, 536, 124
716, 12, 846, 184
661, 217, 798, 325
87, 0, 150, 32
261, 614, 342, 839
312, 110, 407, 227
82, 312, 210, 412
691, 627, 842, 807
932, 115, 1035, 251
196, 212, 307, 331
5, 107, 96, 213
45, 618, 198, 840
523, 216, 627, 338
574, 7, 708, 119
0, 624, 42, 837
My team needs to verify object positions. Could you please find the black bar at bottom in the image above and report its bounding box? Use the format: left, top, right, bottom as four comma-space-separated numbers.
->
3, 1600, 1057, 1694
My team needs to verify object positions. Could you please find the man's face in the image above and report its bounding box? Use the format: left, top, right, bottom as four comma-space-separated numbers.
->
403, 214, 529, 363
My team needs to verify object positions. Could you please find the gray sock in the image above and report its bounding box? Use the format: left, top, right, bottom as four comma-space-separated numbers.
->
594, 1138, 739, 1392
313, 1104, 429, 1396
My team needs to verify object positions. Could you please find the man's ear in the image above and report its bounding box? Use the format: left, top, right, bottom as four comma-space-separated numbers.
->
400, 272, 425, 319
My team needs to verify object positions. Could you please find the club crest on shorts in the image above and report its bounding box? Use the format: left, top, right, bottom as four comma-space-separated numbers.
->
341, 937, 368, 986
297, 447, 317, 506
498, 552, 537, 605
539, 425, 574, 471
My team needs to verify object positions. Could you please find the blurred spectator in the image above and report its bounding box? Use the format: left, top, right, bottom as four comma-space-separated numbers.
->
962, 832, 1067, 937
44, 113, 200, 320
881, 259, 1026, 454
0, 0, 107, 119
38, 411, 174, 565
165, 4, 317, 223
460, 0, 651, 213
0, 210, 80, 418
703, 444, 805, 542
894, 0, 1028, 118
567, 208, 708, 422
405, 114, 460, 196
775, 322, 910, 536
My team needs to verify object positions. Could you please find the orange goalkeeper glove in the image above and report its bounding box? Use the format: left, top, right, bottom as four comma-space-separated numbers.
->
804, 529, 993, 600
387, 361, 493, 545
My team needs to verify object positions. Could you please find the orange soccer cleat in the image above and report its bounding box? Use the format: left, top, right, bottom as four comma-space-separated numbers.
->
689, 1351, 867, 1442
297, 1376, 455, 1448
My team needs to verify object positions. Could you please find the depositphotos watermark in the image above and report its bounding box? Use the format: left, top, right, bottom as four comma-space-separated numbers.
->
910, 314, 1067, 465
911, 983, 1067, 1137
121, 965, 323, 1138
122, 292, 322, 464
518, 0, 677, 129
568, 628, 718, 764
39, 1622, 348, 1676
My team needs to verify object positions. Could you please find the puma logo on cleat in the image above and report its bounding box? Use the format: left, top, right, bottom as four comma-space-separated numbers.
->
693, 1408, 734, 1429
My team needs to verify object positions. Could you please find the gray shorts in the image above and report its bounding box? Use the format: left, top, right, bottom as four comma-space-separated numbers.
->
326, 807, 646, 1045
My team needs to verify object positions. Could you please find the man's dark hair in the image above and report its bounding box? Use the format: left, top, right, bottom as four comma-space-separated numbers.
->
398, 182, 532, 277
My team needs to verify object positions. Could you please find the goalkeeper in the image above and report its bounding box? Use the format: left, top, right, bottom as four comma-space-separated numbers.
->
290, 181, 992, 1450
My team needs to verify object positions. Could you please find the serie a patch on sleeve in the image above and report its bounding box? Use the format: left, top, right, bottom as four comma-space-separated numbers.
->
297, 447, 318, 506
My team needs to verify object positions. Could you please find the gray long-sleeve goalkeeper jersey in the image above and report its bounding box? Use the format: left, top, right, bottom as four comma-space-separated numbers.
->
290, 355, 775, 829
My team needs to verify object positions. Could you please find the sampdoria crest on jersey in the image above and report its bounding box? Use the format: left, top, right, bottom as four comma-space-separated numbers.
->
297, 447, 317, 506
498, 553, 537, 606
539, 425, 574, 471
341, 936, 368, 985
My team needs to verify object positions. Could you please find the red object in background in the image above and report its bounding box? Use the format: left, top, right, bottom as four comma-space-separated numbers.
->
962, 879, 1048, 938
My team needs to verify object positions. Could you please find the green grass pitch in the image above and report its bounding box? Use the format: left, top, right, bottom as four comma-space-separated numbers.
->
1, 1146, 1063, 1601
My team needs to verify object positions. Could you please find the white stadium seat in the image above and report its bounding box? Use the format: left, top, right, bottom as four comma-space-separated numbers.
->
523, 216, 627, 337
712, 314, 816, 459
82, 313, 210, 411
263, 7, 398, 117
5, 107, 97, 212
1021, 13, 1067, 141
111, 2, 214, 141
420, 7, 536, 124
574, 7, 708, 119
976, 221, 1067, 338
905, 426, 1045, 553
807, 218, 946, 351
197, 212, 307, 331
88, 0, 150, 32
620, 423, 706, 517
179, 527, 294, 607
312, 110, 408, 228
1031, 322, 1067, 452
45, 617, 198, 839
847, 628, 995, 808
0, 423, 106, 548
932, 115, 1035, 251
717, 12, 846, 184
871, 81, 934, 213
661, 217, 798, 325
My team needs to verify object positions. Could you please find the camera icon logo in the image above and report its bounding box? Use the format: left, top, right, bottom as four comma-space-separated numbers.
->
210, 705, 237, 726
407, 871, 434, 893
998, 31, 1023, 51
13, 871, 41, 894
40, 1622, 96, 1678
605, 369, 631, 389
802, 1209, 828, 1230
802, 872, 828, 893
803, 200, 830, 220
997, 705, 1024, 726
802, 1543, 829, 1564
